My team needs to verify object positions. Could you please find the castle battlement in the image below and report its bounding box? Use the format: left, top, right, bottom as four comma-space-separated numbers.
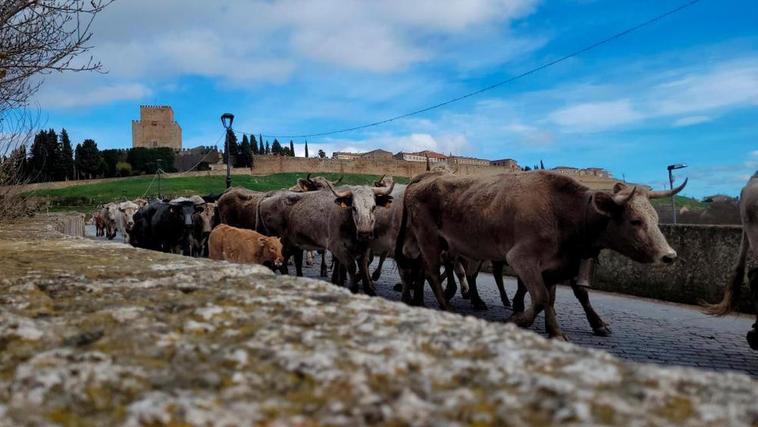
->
132, 105, 182, 150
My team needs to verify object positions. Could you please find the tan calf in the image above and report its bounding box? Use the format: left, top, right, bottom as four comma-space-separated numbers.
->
209, 224, 284, 267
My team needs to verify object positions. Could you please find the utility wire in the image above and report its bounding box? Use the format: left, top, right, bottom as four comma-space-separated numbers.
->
251, 0, 700, 140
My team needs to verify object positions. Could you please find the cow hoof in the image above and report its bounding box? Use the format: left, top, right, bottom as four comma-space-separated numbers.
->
461, 290, 471, 300
349, 285, 360, 294
371, 271, 382, 281
392, 283, 403, 292
593, 325, 612, 337
747, 329, 758, 350
501, 298, 511, 308
550, 333, 570, 342
471, 299, 488, 311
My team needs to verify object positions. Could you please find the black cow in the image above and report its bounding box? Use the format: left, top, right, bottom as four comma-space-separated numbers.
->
129, 197, 204, 255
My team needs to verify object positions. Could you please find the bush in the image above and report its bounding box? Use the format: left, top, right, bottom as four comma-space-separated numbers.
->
116, 161, 132, 177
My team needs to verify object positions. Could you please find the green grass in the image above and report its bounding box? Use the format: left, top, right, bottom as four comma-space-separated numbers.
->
650, 195, 706, 211
28, 173, 407, 213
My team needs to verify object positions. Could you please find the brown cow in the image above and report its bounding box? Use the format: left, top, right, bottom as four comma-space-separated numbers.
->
397, 170, 686, 340
208, 224, 284, 267
216, 187, 267, 229
705, 172, 758, 349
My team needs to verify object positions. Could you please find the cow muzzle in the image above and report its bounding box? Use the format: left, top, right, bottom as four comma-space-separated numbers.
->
660, 250, 677, 265
357, 231, 374, 241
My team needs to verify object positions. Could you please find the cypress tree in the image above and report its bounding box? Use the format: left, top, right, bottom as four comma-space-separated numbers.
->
75, 139, 102, 179
271, 139, 282, 155
265, 141, 270, 155
251, 134, 259, 155
60, 129, 74, 180
239, 134, 252, 167
289, 140, 295, 157
304, 140, 309, 158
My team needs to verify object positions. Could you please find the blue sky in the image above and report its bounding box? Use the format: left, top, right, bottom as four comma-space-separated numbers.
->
32, 0, 758, 197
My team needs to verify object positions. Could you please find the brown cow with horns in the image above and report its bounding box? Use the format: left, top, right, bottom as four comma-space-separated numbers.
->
396, 170, 687, 340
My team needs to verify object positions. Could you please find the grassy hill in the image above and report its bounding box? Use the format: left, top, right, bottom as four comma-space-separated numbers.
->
29, 173, 406, 213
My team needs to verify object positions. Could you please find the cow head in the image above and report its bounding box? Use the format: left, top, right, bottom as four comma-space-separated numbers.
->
593, 179, 687, 264
290, 174, 343, 192
194, 202, 217, 236
258, 236, 284, 267
327, 181, 394, 241
169, 197, 205, 229
118, 201, 139, 232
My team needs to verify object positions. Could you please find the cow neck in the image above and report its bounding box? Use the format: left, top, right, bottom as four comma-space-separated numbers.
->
578, 191, 607, 259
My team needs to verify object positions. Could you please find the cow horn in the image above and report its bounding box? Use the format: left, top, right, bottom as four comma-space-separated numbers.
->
613, 186, 636, 205
648, 178, 688, 199
373, 180, 395, 196
325, 180, 352, 199
333, 176, 343, 185
305, 173, 313, 182
374, 175, 386, 186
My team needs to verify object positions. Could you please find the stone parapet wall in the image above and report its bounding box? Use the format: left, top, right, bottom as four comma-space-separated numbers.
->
0, 216, 756, 425
593, 224, 756, 312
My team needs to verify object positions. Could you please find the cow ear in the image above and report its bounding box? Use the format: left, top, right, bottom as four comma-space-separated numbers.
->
375, 195, 393, 208
258, 236, 266, 247
592, 192, 621, 217
613, 182, 627, 194
335, 197, 352, 208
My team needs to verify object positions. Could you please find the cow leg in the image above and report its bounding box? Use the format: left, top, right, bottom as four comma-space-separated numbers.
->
331, 259, 341, 285
454, 261, 470, 299
747, 268, 758, 350
359, 251, 376, 296
512, 278, 527, 313
320, 250, 328, 277
544, 283, 568, 340
505, 248, 549, 331
571, 281, 611, 336
443, 261, 458, 301
371, 254, 386, 281
467, 270, 488, 311
420, 252, 451, 311
492, 261, 511, 308
294, 249, 304, 277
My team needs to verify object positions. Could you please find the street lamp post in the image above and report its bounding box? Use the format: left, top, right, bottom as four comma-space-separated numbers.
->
667, 163, 687, 224
221, 113, 235, 189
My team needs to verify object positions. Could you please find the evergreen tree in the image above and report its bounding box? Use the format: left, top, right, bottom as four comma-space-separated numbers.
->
251, 134, 259, 155
259, 134, 264, 155
75, 139, 102, 179
271, 139, 282, 155
289, 140, 295, 157
223, 131, 239, 166
265, 141, 270, 155
318, 149, 326, 159
60, 129, 74, 180
239, 134, 252, 167
304, 140, 309, 158
540, 160, 545, 170
29, 131, 48, 182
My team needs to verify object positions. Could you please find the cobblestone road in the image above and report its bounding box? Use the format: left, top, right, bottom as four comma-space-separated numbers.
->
298, 257, 758, 377
86, 226, 758, 377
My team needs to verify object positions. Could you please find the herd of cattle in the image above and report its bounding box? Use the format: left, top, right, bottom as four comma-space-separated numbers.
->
90, 170, 758, 347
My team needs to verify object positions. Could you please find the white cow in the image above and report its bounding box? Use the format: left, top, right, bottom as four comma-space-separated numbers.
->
113, 201, 139, 243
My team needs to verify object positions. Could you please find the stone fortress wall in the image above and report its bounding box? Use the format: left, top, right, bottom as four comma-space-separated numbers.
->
131, 105, 182, 150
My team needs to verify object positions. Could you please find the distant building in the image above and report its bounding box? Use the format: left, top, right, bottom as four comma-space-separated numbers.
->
360, 149, 393, 161
394, 150, 447, 163
175, 146, 220, 172
584, 167, 611, 177
703, 194, 736, 203
448, 155, 490, 166
491, 158, 520, 170
551, 166, 612, 177
332, 151, 361, 160
132, 105, 182, 150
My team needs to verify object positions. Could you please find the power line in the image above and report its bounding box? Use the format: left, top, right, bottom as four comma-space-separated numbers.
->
252, 0, 700, 140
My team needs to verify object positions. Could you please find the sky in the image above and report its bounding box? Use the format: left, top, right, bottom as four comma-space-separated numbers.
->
32, 0, 758, 198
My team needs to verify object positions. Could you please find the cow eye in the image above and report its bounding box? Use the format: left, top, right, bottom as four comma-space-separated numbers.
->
630, 219, 643, 226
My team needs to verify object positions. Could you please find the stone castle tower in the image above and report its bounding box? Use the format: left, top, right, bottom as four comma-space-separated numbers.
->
131, 105, 182, 150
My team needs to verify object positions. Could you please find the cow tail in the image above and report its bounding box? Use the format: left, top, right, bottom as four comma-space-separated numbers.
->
703, 231, 748, 316
255, 196, 268, 235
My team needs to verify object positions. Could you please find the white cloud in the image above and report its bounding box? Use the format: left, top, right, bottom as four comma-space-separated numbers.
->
672, 115, 712, 127
35, 83, 151, 109
547, 100, 642, 132
298, 131, 470, 158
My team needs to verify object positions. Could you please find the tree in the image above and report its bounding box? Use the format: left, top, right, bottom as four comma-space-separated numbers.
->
127, 147, 176, 174
271, 139, 282, 155
289, 140, 295, 157
60, 129, 74, 180
0, 1, 112, 219
251, 134, 259, 155
259, 134, 264, 155
115, 161, 132, 177
540, 160, 545, 170
265, 141, 271, 155
304, 140, 309, 158
318, 149, 326, 159
239, 134, 252, 167
75, 139, 102, 179
223, 131, 239, 166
